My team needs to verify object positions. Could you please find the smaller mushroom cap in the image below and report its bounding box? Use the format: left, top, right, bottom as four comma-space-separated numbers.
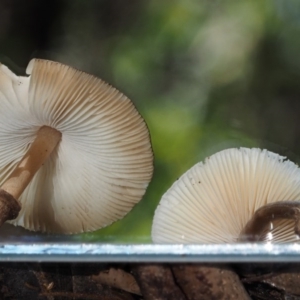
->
152, 148, 300, 243
0, 59, 153, 234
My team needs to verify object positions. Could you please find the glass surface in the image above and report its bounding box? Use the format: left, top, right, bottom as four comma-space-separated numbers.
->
1, 0, 300, 261
1, 224, 300, 262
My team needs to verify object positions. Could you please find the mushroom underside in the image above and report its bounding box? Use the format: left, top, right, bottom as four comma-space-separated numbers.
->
0, 59, 154, 233
152, 148, 300, 244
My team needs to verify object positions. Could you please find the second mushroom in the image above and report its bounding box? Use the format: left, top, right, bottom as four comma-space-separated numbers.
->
152, 147, 300, 243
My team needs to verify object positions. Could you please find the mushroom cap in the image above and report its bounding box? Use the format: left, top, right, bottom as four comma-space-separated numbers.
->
0, 59, 153, 234
152, 148, 300, 243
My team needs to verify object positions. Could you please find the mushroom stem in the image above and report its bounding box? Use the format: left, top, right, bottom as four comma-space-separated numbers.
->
238, 201, 300, 242
0, 126, 61, 223
2, 126, 62, 199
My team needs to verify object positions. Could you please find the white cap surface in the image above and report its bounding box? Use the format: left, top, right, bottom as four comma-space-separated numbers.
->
0, 59, 153, 233
152, 148, 300, 243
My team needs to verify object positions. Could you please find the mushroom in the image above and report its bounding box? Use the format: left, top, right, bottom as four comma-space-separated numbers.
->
152, 148, 300, 243
0, 59, 153, 234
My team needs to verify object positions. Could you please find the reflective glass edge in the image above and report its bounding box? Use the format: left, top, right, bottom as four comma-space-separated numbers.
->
1, 243, 300, 262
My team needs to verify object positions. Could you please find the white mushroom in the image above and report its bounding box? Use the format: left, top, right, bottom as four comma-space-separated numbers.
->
0, 59, 153, 234
152, 148, 300, 243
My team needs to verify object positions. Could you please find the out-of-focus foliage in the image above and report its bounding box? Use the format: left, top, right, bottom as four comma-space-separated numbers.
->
1, 0, 300, 242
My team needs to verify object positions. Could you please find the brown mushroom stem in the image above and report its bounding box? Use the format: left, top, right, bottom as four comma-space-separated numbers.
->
0, 189, 21, 225
0, 126, 61, 224
238, 201, 300, 242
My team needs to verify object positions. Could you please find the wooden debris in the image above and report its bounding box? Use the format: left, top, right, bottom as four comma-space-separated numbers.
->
92, 267, 141, 295
172, 264, 251, 300
131, 264, 186, 300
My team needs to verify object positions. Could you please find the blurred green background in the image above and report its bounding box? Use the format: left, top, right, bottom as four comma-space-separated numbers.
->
1, 0, 300, 242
